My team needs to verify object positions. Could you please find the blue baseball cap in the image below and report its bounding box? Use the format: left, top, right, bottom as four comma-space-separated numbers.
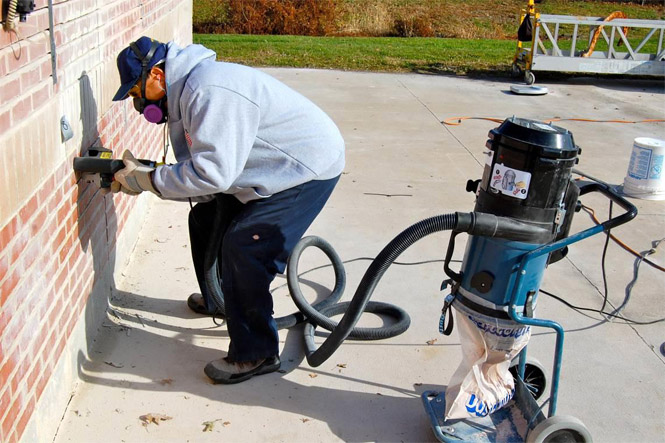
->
112, 36, 167, 101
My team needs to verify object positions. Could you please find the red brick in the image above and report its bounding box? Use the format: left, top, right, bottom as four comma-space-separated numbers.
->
9, 359, 29, 403
5, 430, 17, 443
43, 338, 56, 372
54, 163, 70, 188
66, 307, 79, 337
0, 357, 16, 388
53, 266, 68, 296
54, 334, 66, 361
0, 397, 21, 443
46, 297, 63, 338
0, 218, 18, 251
59, 232, 74, 266
8, 230, 28, 268
18, 194, 38, 226
46, 187, 62, 214
52, 225, 67, 256
16, 309, 39, 356
37, 174, 56, 206
0, 305, 10, 339
26, 358, 41, 395
0, 255, 8, 285
34, 367, 49, 400
29, 206, 47, 237
0, 388, 12, 428
0, 270, 20, 306
0, 305, 23, 350
0, 108, 10, 134
18, 65, 40, 94
26, 36, 50, 64
31, 82, 52, 110
41, 218, 58, 252
56, 202, 72, 227
15, 396, 35, 442
0, 77, 20, 102
28, 321, 49, 359
18, 241, 40, 279
10, 95, 31, 126
5, 47, 30, 73
39, 57, 52, 81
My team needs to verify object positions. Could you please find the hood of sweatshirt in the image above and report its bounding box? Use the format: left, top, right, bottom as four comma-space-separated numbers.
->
164, 41, 217, 122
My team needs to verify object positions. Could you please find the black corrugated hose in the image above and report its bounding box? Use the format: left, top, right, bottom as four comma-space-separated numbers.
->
204, 194, 459, 367
203, 195, 347, 330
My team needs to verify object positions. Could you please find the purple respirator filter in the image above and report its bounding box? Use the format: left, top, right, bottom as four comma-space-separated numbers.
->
143, 104, 164, 124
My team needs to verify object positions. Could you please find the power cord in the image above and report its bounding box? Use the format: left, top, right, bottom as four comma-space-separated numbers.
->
539, 170, 665, 324
540, 226, 665, 325
579, 202, 665, 273
279, 253, 665, 325
599, 201, 613, 314
539, 289, 665, 325
270, 257, 455, 295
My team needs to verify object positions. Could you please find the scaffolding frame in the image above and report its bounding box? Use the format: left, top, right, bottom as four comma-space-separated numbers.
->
513, 13, 665, 84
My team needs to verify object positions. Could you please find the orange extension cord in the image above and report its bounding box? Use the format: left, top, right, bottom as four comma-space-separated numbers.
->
442, 117, 665, 126
580, 203, 665, 273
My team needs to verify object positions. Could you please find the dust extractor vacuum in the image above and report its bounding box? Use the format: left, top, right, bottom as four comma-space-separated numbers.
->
74, 117, 637, 442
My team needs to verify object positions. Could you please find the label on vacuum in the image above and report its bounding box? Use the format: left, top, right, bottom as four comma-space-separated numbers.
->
490, 163, 531, 199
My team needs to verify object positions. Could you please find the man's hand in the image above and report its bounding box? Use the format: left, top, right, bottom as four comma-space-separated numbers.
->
114, 150, 160, 196
101, 180, 122, 195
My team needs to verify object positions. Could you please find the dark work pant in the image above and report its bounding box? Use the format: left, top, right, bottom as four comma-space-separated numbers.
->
188, 176, 340, 362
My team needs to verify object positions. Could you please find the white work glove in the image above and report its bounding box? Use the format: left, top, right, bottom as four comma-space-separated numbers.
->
114, 150, 160, 196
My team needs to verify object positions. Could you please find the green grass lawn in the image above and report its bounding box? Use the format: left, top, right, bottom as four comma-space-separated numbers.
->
194, 34, 516, 74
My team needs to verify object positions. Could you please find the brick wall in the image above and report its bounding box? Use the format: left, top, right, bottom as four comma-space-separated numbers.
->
0, 1, 192, 442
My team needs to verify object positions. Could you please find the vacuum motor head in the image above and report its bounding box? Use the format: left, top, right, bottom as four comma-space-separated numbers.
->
476, 118, 580, 231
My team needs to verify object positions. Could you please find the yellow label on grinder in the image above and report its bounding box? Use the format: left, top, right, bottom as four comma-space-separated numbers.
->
100, 152, 112, 159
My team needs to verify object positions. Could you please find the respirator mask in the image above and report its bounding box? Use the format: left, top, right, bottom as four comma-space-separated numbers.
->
133, 96, 168, 124
130, 40, 168, 125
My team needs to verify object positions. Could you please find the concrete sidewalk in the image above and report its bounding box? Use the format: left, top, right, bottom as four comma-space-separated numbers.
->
53, 70, 664, 442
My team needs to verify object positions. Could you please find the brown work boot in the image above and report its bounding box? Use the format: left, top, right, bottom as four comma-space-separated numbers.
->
187, 293, 222, 316
204, 356, 281, 384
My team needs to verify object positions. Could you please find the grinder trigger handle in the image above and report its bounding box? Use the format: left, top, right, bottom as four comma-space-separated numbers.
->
73, 156, 156, 188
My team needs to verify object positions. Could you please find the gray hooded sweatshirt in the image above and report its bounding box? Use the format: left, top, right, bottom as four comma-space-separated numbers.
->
152, 42, 345, 203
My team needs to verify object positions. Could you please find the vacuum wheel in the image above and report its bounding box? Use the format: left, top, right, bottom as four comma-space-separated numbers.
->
509, 358, 547, 400
524, 70, 536, 85
526, 415, 592, 443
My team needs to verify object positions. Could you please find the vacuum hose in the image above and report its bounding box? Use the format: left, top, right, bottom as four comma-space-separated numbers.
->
291, 213, 458, 367
204, 193, 459, 367
203, 196, 346, 330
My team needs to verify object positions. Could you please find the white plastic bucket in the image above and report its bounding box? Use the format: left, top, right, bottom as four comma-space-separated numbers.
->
623, 137, 665, 200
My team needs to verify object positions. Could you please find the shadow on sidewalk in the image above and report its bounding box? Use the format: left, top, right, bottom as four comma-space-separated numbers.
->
74, 280, 441, 441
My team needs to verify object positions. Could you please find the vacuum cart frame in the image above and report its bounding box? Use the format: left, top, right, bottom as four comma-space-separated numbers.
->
423, 182, 637, 442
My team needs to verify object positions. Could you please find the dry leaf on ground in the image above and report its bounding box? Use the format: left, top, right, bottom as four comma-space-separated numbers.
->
140, 413, 172, 426
202, 418, 229, 432
104, 361, 124, 368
